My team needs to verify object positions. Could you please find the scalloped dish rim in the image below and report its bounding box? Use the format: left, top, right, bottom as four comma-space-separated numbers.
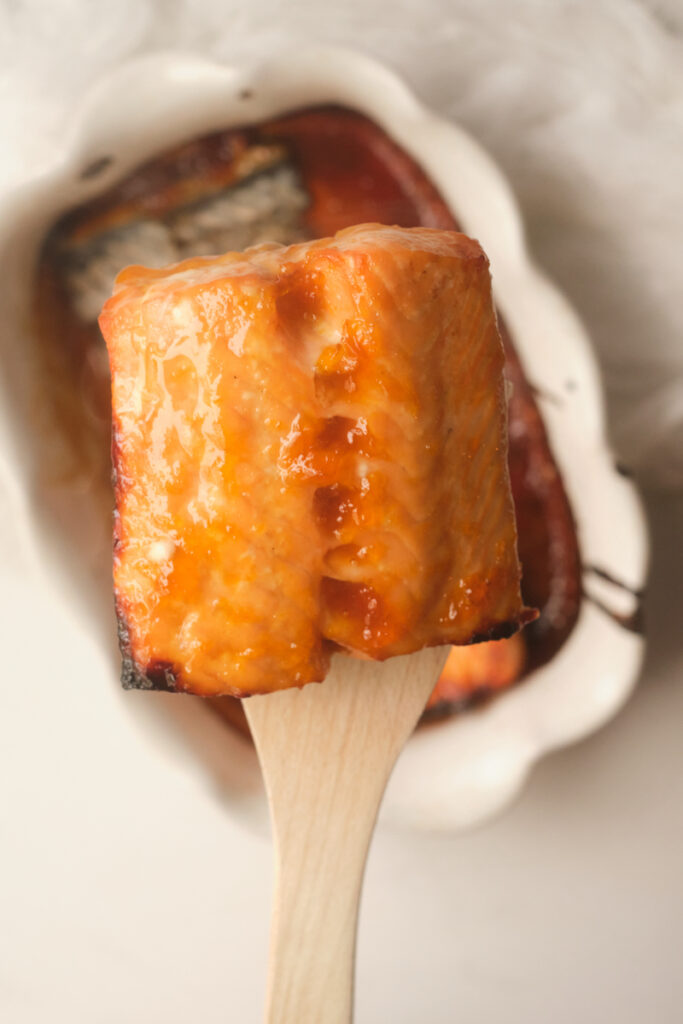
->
0, 47, 648, 831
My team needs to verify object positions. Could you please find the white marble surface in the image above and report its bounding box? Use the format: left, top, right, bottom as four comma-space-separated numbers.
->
1, 4, 683, 1022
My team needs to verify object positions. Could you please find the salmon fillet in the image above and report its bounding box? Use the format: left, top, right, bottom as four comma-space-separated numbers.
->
99, 223, 531, 697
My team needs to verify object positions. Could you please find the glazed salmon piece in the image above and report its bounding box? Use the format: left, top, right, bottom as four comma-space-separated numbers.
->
99, 224, 531, 697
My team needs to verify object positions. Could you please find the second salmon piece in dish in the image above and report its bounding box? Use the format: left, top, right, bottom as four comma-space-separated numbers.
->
99, 223, 532, 697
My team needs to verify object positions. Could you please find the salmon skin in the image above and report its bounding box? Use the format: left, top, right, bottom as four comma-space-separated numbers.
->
99, 224, 532, 697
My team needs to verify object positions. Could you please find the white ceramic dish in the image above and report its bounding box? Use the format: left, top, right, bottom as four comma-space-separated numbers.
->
0, 47, 647, 830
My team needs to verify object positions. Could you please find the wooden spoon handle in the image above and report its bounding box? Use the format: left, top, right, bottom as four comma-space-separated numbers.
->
245, 647, 447, 1024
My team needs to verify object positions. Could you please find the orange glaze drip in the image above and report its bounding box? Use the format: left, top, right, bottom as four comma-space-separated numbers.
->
425, 632, 526, 713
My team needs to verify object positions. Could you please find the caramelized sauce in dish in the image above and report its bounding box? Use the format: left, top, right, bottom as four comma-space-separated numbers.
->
34, 106, 581, 721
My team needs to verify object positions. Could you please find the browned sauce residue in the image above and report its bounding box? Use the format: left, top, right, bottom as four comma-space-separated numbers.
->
33, 106, 583, 717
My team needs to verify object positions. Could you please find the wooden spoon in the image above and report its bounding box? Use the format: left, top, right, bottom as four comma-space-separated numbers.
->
244, 645, 448, 1024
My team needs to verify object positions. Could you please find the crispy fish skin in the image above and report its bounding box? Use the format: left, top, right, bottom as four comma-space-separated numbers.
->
99, 224, 531, 697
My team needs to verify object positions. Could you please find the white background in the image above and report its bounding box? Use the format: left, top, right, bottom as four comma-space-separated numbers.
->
1, 3, 682, 1022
